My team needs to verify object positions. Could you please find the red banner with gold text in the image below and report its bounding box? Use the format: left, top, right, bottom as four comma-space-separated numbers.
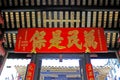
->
86, 63, 95, 80
15, 28, 107, 53
25, 62, 36, 80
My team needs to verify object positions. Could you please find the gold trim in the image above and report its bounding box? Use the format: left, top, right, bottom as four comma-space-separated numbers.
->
98, 29, 102, 51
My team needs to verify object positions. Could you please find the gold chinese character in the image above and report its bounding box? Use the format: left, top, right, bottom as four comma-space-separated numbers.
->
48, 30, 66, 49
28, 66, 33, 71
89, 77, 94, 80
88, 71, 93, 77
67, 30, 82, 49
26, 77, 31, 80
30, 30, 46, 53
84, 30, 97, 53
88, 65, 92, 71
27, 72, 32, 76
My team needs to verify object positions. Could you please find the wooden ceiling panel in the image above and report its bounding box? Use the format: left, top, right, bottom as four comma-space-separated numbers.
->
1, 11, 120, 29
0, 0, 120, 7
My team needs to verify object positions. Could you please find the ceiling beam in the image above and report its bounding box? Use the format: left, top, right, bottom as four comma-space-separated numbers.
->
7, 52, 117, 59
3, 28, 119, 34
6, 48, 118, 55
1, 6, 120, 12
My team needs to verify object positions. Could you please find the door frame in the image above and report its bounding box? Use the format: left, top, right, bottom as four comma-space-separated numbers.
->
30, 53, 91, 80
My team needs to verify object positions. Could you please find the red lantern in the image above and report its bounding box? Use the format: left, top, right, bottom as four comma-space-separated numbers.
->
0, 30, 6, 56
0, 13, 4, 25
118, 50, 120, 55
0, 45, 5, 56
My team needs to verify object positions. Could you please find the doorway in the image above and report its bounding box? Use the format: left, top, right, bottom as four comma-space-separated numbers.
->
31, 54, 91, 80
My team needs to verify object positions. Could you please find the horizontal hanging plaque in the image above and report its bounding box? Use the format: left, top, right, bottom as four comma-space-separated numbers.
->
15, 28, 107, 53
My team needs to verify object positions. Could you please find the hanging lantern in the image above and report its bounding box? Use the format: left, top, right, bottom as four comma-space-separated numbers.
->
59, 54, 63, 62
0, 13, 4, 25
0, 30, 5, 56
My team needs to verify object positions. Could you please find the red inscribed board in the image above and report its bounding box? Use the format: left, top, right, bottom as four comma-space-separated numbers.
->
15, 28, 107, 53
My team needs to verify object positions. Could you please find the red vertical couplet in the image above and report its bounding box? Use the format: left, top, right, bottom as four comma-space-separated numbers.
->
86, 63, 95, 80
25, 62, 36, 80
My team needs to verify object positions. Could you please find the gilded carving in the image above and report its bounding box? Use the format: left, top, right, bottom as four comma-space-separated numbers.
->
84, 30, 97, 53
30, 30, 46, 53
67, 30, 82, 49
48, 30, 66, 49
